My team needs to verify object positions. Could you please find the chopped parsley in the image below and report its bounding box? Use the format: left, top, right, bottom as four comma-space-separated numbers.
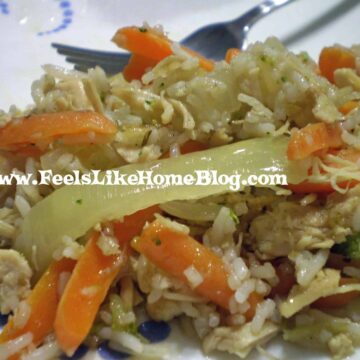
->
75, 199, 83, 205
145, 99, 154, 106
229, 209, 239, 225
281, 75, 288, 83
332, 233, 360, 259
138, 27, 148, 33
153, 237, 162, 246
259, 54, 274, 66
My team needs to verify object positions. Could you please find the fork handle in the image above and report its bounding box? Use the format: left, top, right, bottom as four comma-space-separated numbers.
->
228, 0, 296, 48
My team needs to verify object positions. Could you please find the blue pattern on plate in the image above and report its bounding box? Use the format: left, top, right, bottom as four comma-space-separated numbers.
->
98, 342, 129, 360
38, 0, 73, 36
0, 313, 8, 329
138, 320, 171, 343
0, 0, 9, 15
60, 344, 89, 360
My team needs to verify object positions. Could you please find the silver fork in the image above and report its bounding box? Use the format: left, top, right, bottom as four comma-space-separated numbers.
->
52, 0, 296, 74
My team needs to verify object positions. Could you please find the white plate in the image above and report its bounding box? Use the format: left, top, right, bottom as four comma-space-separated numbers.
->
1, 0, 360, 359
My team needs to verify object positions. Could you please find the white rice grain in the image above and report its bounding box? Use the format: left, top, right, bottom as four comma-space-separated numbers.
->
57, 272, 71, 297
13, 301, 31, 329
22, 340, 61, 360
0, 333, 33, 360
208, 312, 220, 328
294, 249, 329, 286
14, 195, 31, 217
235, 279, 256, 304
251, 299, 276, 334
184, 265, 204, 289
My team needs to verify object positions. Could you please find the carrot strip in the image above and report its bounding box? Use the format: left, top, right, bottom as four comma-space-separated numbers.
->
288, 147, 360, 193
179, 140, 208, 155
123, 54, 158, 81
312, 278, 360, 308
0, 111, 117, 151
161, 140, 208, 159
287, 122, 343, 161
0, 258, 76, 349
112, 26, 214, 72
133, 220, 242, 310
113, 205, 160, 243
55, 206, 159, 356
339, 101, 359, 115
287, 180, 358, 194
225, 48, 240, 63
55, 233, 127, 355
319, 46, 356, 83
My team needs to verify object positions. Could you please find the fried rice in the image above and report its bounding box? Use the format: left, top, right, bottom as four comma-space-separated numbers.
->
1, 25, 360, 360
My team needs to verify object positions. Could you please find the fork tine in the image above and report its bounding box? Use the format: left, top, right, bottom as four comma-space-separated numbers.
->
66, 56, 125, 74
52, 43, 130, 62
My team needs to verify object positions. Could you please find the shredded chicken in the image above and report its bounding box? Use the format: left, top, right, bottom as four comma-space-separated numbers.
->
202, 321, 279, 358
250, 186, 360, 258
0, 249, 32, 314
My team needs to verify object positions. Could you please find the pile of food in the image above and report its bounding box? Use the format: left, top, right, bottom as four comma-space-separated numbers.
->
1, 24, 360, 360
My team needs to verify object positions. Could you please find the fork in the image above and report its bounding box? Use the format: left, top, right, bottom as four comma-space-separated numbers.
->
52, 0, 296, 74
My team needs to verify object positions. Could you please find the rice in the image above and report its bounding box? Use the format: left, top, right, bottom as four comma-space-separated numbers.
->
2, 29, 360, 360
0, 333, 33, 360
21, 340, 61, 360
294, 249, 329, 286
113, 332, 144, 353
251, 299, 276, 334
57, 272, 71, 297
12, 301, 31, 329
183, 265, 204, 289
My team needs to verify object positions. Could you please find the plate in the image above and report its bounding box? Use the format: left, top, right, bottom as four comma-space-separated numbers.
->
1, 0, 360, 359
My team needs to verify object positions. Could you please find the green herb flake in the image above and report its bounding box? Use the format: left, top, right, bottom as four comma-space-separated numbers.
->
153, 237, 162, 246
159, 82, 165, 88
75, 199, 83, 205
281, 76, 288, 83
138, 27, 148, 33
229, 209, 239, 225
299, 51, 310, 64
145, 99, 153, 106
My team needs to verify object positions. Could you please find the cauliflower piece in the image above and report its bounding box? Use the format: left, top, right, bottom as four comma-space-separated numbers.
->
250, 186, 360, 258
334, 68, 360, 91
0, 249, 32, 314
202, 321, 279, 358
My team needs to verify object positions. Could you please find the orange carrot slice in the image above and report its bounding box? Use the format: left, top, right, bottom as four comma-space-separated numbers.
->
287, 180, 358, 194
55, 233, 127, 356
288, 147, 360, 193
55, 206, 159, 356
0, 111, 117, 151
340, 101, 359, 115
113, 205, 160, 243
112, 26, 214, 72
0, 258, 76, 349
132, 219, 233, 309
287, 122, 343, 161
123, 54, 159, 81
161, 140, 208, 158
312, 278, 360, 308
179, 140, 208, 155
225, 48, 240, 63
319, 46, 356, 83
